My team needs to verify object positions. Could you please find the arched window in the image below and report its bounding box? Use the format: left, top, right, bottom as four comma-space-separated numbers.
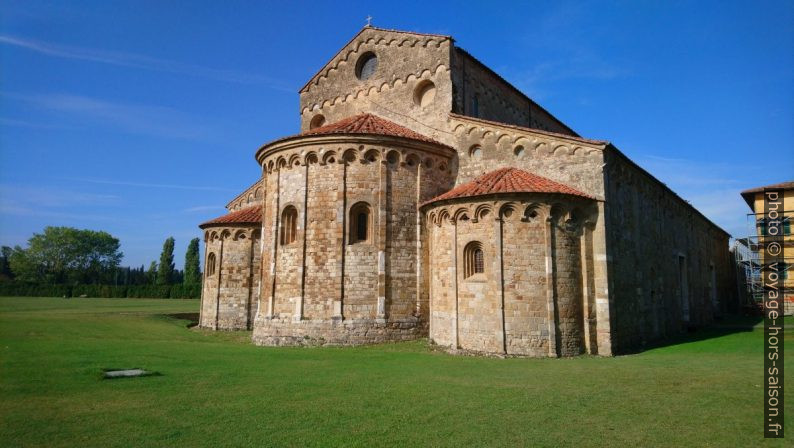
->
280, 205, 298, 245
207, 253, 216, 277
349, 202, 371, 244
463, 241, 484, 278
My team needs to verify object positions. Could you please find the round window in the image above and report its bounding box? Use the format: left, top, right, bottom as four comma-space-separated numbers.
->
309, 114, 326, 129
413, 80, 436, 107
355, 52, 378, 80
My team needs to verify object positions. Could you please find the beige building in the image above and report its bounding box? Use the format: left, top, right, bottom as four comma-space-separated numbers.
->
198, 26, 738, 356
741, 181, 793, 315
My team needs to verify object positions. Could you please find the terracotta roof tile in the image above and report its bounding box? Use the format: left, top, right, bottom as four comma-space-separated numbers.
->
200, 205, 262, 228
424, 167, 593, 206
304, 113, 442, 145
740, 180, 794, 209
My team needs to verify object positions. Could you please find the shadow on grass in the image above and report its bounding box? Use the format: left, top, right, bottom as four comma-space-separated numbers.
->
618, 314, 765, 355
163, 313, 199, 328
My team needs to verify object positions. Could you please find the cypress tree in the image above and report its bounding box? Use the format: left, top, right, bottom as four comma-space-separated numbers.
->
156, 237, 175, 285
146, 261, 158, 285
184, 238, 201, 285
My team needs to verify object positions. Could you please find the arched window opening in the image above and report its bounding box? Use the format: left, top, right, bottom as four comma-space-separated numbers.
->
309, 114, 326, 129
280, 206, 298, 245
207, 253, 216, 277
349, 202, 371, 244
464, 241, 484, 278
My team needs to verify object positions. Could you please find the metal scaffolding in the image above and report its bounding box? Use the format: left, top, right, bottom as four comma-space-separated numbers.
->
736, 211, 793, 306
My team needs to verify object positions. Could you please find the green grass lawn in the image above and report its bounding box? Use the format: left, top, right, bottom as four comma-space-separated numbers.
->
0, 297, 791, 447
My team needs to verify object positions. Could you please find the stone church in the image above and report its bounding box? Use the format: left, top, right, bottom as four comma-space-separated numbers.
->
198, 26, 738, 356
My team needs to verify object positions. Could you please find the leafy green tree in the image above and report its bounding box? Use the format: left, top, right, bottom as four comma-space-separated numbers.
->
146, 261, 158, 285
0, 246, 16, 281
183, 238, 201, 285
8, 227, 122, 284
156, 237, 175, 285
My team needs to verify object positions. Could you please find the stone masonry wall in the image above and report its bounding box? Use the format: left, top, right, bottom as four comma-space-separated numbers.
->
299, 28, 454, 145
425, 196, 597, 357
603, 147, 737, 353
450, 49, 574, 135
199, 225, 261, 330
253, 136, 455, 346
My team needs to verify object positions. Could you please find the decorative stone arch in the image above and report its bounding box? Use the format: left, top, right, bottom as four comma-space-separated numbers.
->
499, 202, 519, 221
288, 154, 301, 168
276, 156, 287, 170
363, 148, 380, 164
437, 208, 451, 226
304, 151, 319, 165
221, 229, 232, 240
553, 145, 570, 156
385, 149, 400, 165
474, 203, 492, 222
404, 153, 420, 168
549, 203, 568, 225
321, 150, 338, 165
233, 229, 248, 241
342, 148, 358, 164
522, 203, 545, 222
452, 206, 471, 223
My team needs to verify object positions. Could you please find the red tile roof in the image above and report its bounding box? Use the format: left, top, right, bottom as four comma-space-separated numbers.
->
200, 205, 262, 228
740, 180, 794, 210
304, 113, 442, 145
259, 114, 449, 155
424, 167, 593, 205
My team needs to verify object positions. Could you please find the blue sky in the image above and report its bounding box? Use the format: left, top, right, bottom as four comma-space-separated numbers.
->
1, 0, 792, 268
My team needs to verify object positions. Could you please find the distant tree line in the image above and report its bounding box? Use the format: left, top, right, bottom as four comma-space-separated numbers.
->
0, 226, 203, 299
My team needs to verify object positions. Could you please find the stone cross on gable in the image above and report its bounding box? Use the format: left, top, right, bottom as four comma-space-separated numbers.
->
365, 15, 373, 27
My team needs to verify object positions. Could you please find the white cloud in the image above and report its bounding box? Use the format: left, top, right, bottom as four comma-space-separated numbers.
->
0, 34, 293, 90
183, 205, 224, 213
6, 92, 215, 140
63, 177, 236, 192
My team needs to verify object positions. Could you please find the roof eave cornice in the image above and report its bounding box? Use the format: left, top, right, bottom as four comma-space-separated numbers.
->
199, 221, 260, 230
449, 113, 609, 149
420, 191, 601, 210
255, 133, 455, 165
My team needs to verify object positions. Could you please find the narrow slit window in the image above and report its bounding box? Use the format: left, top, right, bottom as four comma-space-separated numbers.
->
207, 253, 216, 277
349, 202, 371, 244
280, 206, 298, 245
